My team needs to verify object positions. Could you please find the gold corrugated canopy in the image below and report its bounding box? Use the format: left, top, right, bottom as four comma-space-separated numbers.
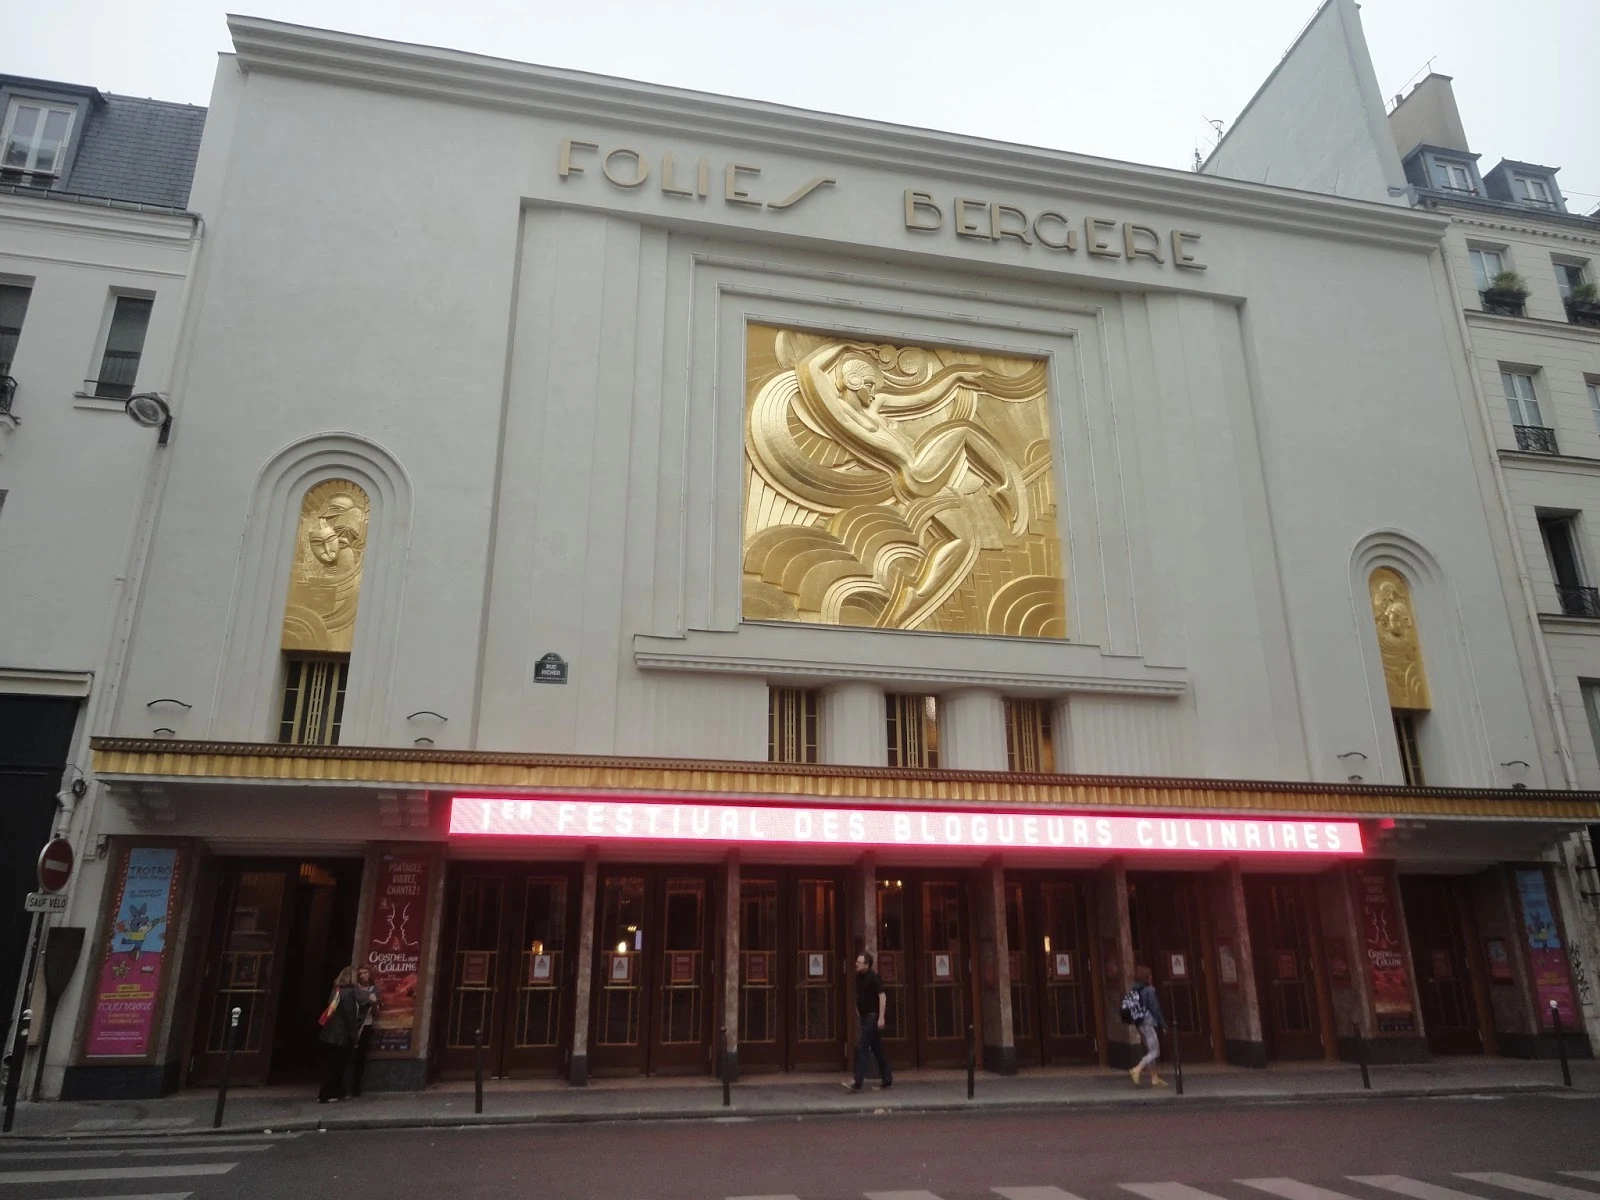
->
89, 738, 1600, 822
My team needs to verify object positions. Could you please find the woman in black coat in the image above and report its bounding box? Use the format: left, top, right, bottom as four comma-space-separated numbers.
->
317, 966, 362, 1103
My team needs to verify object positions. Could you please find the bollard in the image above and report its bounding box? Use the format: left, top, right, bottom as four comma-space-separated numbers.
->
213, 1006, 242, 1129
720, 1025, 731, 1108
1, 1009, 31, 1134
966, 1022, 975, 1100
1165, 983, 1183, 1096
473, 1025, 484, 1114
1551, 1001, 1572, 1089
1354, 1020, 1371, 1090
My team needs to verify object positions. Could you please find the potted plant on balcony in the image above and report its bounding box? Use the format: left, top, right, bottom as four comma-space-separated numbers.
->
1567, 281, 1600, 328
1481, 270, 1530, 316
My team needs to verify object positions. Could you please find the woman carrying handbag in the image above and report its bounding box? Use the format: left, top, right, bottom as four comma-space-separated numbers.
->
316, 966, 362, 1103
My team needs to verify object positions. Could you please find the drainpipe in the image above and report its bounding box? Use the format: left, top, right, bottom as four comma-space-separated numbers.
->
1435, 245, 1578, 787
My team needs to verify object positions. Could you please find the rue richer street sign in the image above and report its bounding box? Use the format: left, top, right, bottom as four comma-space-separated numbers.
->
37, 837, 74, 893
533, 653, 569, 684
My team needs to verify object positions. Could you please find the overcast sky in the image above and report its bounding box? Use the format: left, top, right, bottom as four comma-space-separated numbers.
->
10, 0, 1600, 208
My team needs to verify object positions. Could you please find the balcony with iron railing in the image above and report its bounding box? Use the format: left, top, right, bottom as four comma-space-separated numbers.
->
89, 349, 141, 400
1557, 585, 1600, 619
0, 368, 14, 416
1514, 424, 1559, 455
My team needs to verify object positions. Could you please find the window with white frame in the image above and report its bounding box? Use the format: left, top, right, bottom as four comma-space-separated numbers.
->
1439, 160, 1474, 192
1583, 681, 1600, 763
1516, 175, 1554, 206
1589, 380, 1600, 436
1470, 247, 1507, 292
1555, 260, 1589, 302
92, 293, 154, 400
1, 99, 75, 178
1502, 371, 1543, 427
0, 283, 30, 374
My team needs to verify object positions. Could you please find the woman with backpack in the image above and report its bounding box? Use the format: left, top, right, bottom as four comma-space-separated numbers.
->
1123, 964, 1168, 1088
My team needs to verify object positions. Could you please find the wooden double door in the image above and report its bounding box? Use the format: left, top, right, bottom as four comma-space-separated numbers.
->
1007, 874, 1098, 1066
1399, 875, 1485, 1056
435, 863, 581, 1078
876, 875, 972, 1068
589, 868, 716, 1075
1127, 872, 1215, 1062
1244, 875, 1330, 1060
189, 858, 363, 1086
737, 871, 848, 1072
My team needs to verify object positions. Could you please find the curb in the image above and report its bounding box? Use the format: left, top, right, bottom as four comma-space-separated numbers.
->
3, 1081, 1584, 1140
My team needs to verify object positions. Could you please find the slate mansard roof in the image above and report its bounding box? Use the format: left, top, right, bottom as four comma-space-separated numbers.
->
0, 75, 206, 211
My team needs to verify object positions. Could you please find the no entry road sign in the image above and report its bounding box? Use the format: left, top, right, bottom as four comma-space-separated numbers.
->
37, 838, 74, 894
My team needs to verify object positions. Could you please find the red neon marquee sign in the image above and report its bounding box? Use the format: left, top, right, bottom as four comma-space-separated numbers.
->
449, 797, 1363, 856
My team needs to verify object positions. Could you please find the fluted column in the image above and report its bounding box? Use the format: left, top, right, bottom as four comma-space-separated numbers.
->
822, 683, 887, 766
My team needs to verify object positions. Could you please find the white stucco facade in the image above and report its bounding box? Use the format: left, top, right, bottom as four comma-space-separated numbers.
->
25, 16, 1600, 1100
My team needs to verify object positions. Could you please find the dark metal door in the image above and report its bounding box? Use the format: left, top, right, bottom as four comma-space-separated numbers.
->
190, 864, 293, 1086
1128, 873, 1213, 1063
788, 874, 845, 1071
1400, 875, 1482, 1056
1245, 876, 1325, 1060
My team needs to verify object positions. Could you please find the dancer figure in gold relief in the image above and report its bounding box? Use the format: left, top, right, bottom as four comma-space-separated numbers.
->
281, 480, 370, 653
1369, 567, 1431, 711
742, 324, 1066, 638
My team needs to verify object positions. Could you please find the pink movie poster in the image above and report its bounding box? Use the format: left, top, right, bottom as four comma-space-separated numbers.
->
85, 847, 181, 1057
1514, 868, 1578, 1027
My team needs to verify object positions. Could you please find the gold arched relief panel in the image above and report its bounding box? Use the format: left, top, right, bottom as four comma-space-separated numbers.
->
1369, 567, 1431, 711
741, 323, 1067, 638
281, 479, 370, 654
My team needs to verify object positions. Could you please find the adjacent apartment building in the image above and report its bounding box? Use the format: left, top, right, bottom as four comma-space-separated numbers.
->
8, 9, 1599, 1103
1204, 0, 1600, 1059
0, 76, 204, 1038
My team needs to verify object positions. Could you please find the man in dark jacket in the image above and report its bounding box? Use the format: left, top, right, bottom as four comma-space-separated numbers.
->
844, 953, 893, 1092
317, 969, 362, 1103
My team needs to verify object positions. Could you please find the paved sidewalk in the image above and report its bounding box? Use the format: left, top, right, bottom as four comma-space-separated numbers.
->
4, 1057, 1595, 1138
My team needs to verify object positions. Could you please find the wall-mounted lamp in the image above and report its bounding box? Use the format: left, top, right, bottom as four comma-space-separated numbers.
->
1500, 760, 1530, 790
146, 698, 193, 710
125, 392, 173, 445
152, 727, 175, 737
413, 737, 435, 748
407, 711, 448, 722
1337, 751, 1368, 784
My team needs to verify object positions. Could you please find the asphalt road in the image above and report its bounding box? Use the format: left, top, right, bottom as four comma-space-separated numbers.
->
3, 1093, 1598, 1200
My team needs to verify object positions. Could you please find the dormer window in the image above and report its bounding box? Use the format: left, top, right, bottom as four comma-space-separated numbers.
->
1439, 161, 1475, 193
1516, 175, 1555, 207
1, 99, 75, 182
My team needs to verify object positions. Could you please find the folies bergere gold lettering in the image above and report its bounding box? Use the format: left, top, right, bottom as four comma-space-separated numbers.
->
904, 190, 1205, 269
558, 138, 836, 212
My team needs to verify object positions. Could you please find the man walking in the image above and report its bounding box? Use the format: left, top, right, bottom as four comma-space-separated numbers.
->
844, 952, 893, 1092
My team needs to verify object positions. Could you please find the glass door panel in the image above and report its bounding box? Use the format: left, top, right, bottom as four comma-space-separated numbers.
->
1400, 876, 1482, 1056
592, 875, 647, 1070
504, 875, 571, 1074
918, 880, 968, 1065
651, 876, 711, 1072
191, 867, 291, 1085
1245, 877, 1324, 1060
790, 877, 841, 1069
439, 872, 505, 1075
875, 879, 912, 1062
739, 879, 780, 1067
1040, 880, 1093, 1062
1128, 873, 1213, 1062
1005, 883, 1039, 1066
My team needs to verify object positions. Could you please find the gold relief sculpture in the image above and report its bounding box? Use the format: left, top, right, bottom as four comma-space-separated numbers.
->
281, 480, 370, 654
1369, 567, 1431, 711
741, 324, 1067, 637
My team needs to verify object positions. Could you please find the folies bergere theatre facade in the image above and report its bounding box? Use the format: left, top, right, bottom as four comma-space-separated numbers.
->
41, 17, 1600, 1099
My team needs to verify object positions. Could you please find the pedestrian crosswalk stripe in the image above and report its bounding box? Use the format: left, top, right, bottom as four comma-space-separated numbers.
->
1566, 1178, 1600, 1186
1123, 1183, 1231, 1200
726, 1195, 801, 1199
40, 1134, 297, 1150
0, 1162, 236, 1185
4, 1194, 193, 1200
1460, 1175, 1600, 1200
1243, 1179, 1364, 1200
0, 1143, 275, 1161
994, 1188, 1093, 1200
865, 1192, 946, 1200
1352, 1175, 1495, 1200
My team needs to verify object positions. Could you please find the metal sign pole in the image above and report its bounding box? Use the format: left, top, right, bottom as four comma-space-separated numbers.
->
1, 912, 44, 1133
